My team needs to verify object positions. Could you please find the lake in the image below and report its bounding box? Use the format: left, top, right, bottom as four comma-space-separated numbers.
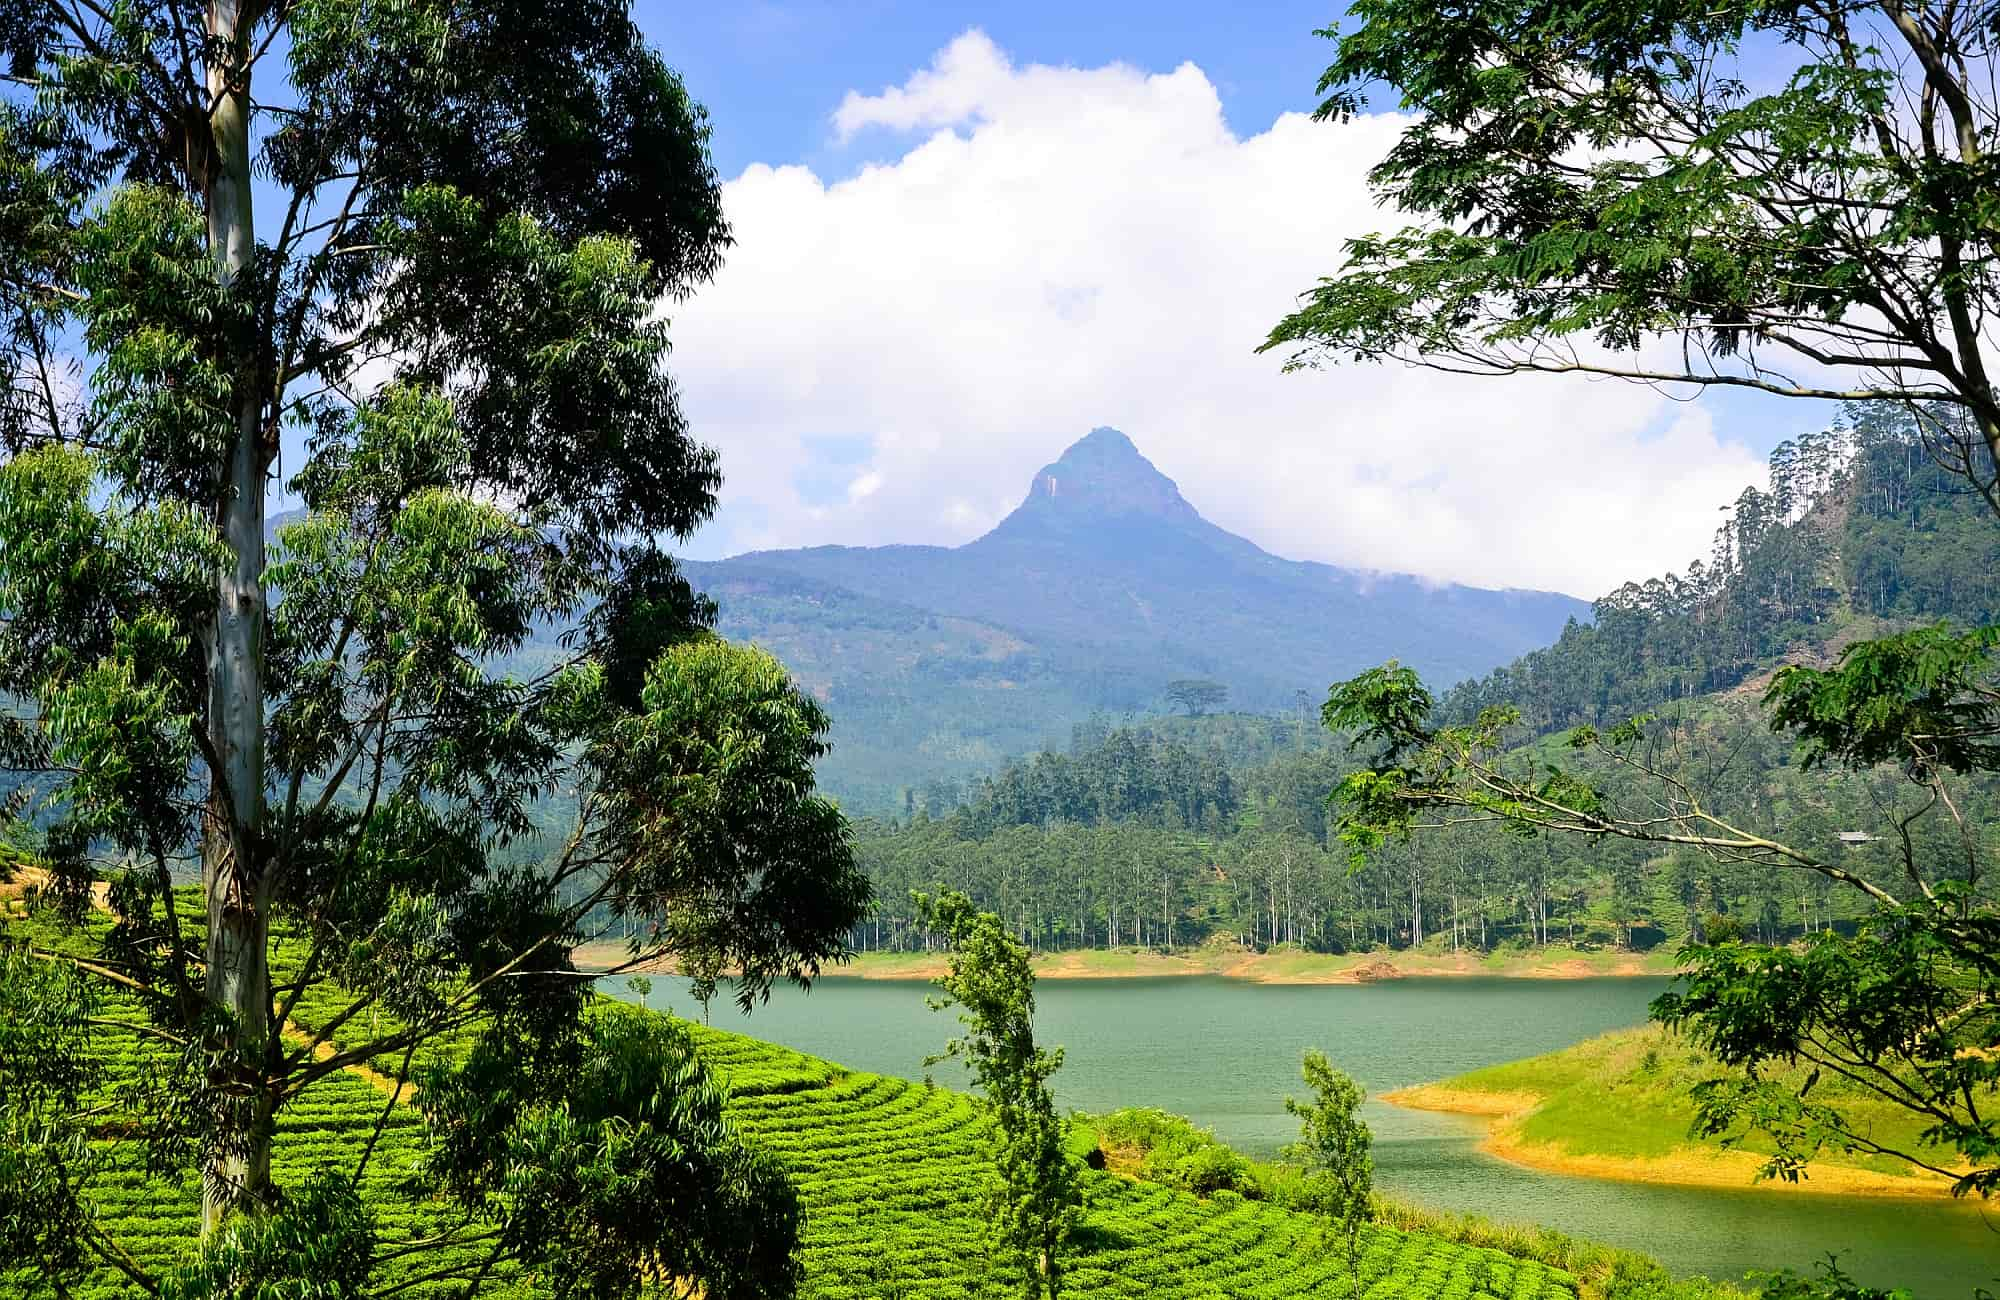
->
609, 972, 1996, 1298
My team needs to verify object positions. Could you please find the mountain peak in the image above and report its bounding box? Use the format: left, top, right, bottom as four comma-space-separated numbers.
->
997, 427, 1201, 533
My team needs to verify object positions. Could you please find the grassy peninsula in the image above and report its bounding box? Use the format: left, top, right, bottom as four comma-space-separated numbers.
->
1387, 1025, 1970, 1199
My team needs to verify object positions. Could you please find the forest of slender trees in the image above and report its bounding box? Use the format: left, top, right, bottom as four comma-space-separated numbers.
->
850, 721, 1971, 959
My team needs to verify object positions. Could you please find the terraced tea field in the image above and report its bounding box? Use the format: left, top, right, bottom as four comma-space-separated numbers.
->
686, 1024, 1579, 1299
44, 969, 1580, 1300
61, 1006, 539, 1300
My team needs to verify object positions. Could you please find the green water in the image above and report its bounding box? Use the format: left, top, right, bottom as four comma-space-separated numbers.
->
615, 973, 1996, 1298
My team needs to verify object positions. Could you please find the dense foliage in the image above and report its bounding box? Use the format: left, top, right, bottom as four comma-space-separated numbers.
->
1264, 0, 2000, 500
856, 733, 2000, 964
1087, 1108, 1261, 1198
0, 0, 867, 1293
953, 725, 1245, 836
1444, 406, 2000, 734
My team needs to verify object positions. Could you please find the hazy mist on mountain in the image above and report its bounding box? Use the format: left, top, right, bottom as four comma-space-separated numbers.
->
686, 428, 1587, 810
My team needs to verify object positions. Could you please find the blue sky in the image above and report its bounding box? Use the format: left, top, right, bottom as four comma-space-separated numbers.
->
601, 8, 1822, 596
9, 1, 1824, 597
168, 1, 1817, 595
9, 2, 1843, 598
637, 2, 1338, 180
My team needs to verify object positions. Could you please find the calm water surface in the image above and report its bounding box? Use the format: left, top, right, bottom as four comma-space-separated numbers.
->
612, 973, 1996, 1298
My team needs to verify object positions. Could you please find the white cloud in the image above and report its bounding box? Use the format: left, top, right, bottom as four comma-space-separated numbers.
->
670, 30, 1772, 597
831, 31, 1018, 138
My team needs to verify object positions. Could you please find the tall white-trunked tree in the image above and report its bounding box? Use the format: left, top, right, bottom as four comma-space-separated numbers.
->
0, 3, 870, 1295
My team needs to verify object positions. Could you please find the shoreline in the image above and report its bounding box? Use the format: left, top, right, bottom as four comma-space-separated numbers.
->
1384, 1082, 1968, 1202
573, 943, 1679, 984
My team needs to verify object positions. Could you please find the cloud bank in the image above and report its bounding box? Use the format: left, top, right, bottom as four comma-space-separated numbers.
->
668, 31, 1769, 597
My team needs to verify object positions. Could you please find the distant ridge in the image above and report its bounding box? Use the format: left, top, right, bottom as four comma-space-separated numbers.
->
688, 428, 1588, 811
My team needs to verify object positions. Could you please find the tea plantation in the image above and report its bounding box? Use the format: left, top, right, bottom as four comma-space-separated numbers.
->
65, 1005, 539, 1300
686, 1026, 1577, 1300
44, 966, 1580, 1300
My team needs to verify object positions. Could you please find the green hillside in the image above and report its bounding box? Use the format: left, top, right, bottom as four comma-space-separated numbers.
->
41, 932, 1597, 1300
1441, 404, 2000, 734
687, 1026, 1582, 1300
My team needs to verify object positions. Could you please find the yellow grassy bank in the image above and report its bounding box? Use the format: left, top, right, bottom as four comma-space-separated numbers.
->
1385, 1026, 1970, 1201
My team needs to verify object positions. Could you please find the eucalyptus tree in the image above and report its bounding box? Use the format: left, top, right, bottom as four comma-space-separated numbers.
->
1265, 0, 2000, 511
1284, 1051, 1373, 1300
0, 1, 868, 1294
918, 890, 1082, 1300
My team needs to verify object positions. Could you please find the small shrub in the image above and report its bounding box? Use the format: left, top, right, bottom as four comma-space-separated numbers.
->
1087, 1108, 1260, 1199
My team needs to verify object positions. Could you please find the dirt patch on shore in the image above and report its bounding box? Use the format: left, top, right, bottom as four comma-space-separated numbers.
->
1385, 1084, 1542, 1119
1034, 951, 1196, 980
1519, 957, 1654, 979
0, 865, 110, 912
281, 1023, 408, 1102
572, 943, 688, 976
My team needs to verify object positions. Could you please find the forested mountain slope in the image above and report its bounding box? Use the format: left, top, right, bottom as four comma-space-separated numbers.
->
1441, 404, 2000, 732
688, 429, 1586, 811
846, 406, 2000, 962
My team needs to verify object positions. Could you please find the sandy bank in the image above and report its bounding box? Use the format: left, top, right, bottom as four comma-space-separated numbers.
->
829, 947, 1669, 984
572, 943, 1675, 984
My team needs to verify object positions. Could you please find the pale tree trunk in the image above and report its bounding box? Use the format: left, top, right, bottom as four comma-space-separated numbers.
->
201, 0, 273, 1236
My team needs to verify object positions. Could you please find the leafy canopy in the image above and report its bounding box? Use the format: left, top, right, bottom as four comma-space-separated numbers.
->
0, 1, 869, 1296
1264, 0, 2000, 508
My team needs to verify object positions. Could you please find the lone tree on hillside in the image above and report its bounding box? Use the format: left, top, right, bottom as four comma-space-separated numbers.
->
0, 2, 868, 1295
1285, 1051, 1374, 1300
919, 890, 1084, 1300
1263, 0, 2000, 512
1165, 679, 1229, 717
